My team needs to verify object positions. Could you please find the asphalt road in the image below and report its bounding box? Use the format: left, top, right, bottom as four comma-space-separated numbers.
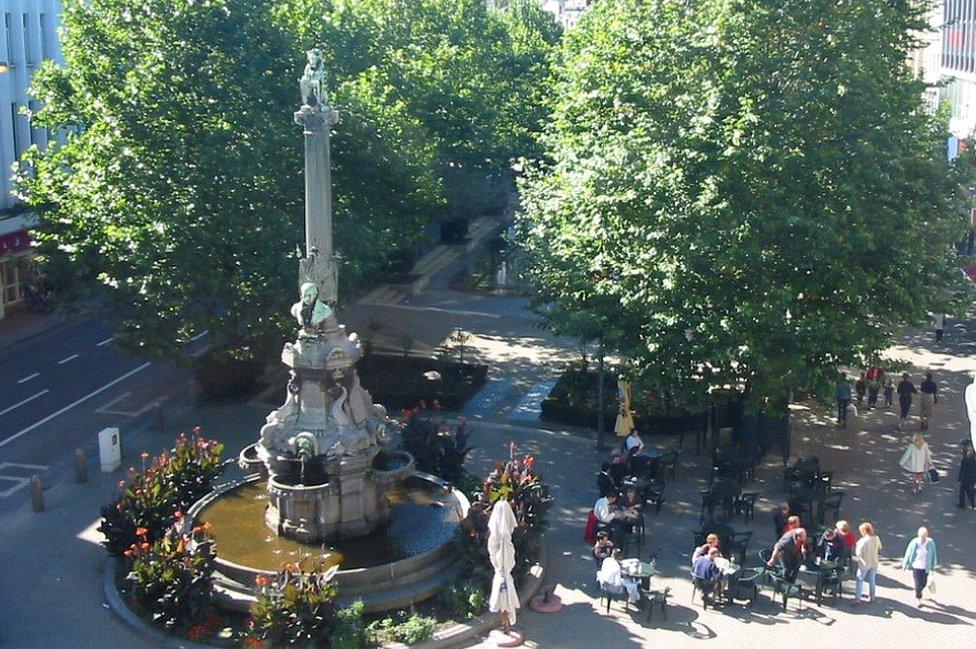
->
0, 317, 197, 506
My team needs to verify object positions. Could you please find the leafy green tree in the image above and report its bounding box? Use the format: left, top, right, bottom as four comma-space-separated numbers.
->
517, 0, 975, 407
19, 0, 441, 372
281, 0, 561, 220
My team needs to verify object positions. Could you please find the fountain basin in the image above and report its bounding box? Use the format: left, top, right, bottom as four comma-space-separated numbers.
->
188, 472, 469, 613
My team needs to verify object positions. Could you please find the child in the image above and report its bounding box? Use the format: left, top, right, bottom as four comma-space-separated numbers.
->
883, 378, 894, 409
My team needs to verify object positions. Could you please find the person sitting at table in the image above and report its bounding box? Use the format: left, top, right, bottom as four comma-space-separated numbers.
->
767, 527, 810, 581
625, 429, 653, 472
835, 520, 857, 553
594, 491, 626, 542
818, 527, 846, 563
593, 531, 616, 561
773, 503, 790, 538
608, 453, 629, 486
597, 548, 639, 604
692, 533, 723, 564
623, 485, 643, 510
692, 547, 724, 604
597, 463, 615, 498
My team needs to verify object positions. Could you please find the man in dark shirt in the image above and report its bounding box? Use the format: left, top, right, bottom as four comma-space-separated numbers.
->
608, 453, 629, 486
818, 528, 846, 562
767, 528, 809, 581
692, 547, 724, 604
897, 373, 916, 428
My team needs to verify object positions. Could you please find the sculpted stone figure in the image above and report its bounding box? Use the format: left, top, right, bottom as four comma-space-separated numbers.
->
300, 48, 327, 107
291, 282, 332, 335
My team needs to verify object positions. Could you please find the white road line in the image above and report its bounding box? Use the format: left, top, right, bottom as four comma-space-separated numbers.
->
58, 353, 80, 364
97, 337, 114, 347
0, 389, 50, 417
0, 363, 151, 450
16, 372, 40, 384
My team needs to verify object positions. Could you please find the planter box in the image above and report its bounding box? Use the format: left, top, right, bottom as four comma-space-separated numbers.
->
359, 354, 488, 411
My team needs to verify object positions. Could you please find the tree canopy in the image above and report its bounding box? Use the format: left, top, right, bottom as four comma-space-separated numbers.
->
18, 0, 559, 365
516, 0, 974, 407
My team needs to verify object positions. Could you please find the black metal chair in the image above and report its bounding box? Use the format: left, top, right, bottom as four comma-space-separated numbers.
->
768, 573, 805, 611
732, 491, 760, 522
639, 585, 671, 621
659, 449, 680, 481
727, 568, 761, 606
727, 531, 753, 565
818, 491, 845, 525
600, 585, 631, 613
644, 485, 665, 514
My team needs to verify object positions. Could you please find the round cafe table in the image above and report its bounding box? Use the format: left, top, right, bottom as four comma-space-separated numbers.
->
621, 558, 656, 587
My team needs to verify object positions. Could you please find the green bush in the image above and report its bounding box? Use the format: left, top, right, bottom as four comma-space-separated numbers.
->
249, 563, 339, 648
329, 600, 367, 649
99, 430, 225, 557
366, 614, 436, 646
127, 533, 214, 632
439, 578, 486, 621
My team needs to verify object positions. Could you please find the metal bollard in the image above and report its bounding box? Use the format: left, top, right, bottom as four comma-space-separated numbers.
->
30, 475, 44, 512
75, 449, 88, 484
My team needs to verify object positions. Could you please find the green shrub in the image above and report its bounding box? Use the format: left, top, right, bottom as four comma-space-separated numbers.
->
329, 600, 367, 649
366, 614, 436, 646
99, 430, 225, 557
127, 533, 214, 632
248, 563, 338, 648
439, 578, 486, 621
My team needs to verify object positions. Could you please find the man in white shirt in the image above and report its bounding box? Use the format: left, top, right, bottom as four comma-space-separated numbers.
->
597, 548, 639, 603
594, 491, 624, 541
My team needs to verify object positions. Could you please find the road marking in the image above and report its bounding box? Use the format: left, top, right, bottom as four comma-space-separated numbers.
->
94, 392, 132, 415
0, 462, 51, 498
97, 337, 114, 347
0, 389, 50, 417
58, 353, 80, 364
16, 372, 40, 384
0, 362, 151, 450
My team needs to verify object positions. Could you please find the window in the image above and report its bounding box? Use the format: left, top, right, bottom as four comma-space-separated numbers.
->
4, 13, 12, 64
11, 103, 22, 159
1, 259, 24, 307
22, 13, 33, 64
39, 13, 48, 60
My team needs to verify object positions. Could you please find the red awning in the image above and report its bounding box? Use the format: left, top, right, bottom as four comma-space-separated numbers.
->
0, 230, 31, 256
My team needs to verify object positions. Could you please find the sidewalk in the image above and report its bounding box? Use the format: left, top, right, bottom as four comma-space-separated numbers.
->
0, 309, 70, 350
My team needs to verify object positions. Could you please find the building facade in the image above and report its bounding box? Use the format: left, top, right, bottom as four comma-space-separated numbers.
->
542, 0, 592, 30
0, 0, 63, 319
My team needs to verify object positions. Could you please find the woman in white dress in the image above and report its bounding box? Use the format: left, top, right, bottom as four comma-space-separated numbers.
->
899, 432, 933, 494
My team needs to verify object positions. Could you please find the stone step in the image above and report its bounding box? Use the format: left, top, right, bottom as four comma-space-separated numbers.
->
336, 556, 467, 614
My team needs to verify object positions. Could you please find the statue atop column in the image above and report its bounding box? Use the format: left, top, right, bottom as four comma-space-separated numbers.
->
300, 48, 328, 108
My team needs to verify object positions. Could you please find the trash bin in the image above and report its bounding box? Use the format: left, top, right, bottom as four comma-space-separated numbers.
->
98, 427, 121, 472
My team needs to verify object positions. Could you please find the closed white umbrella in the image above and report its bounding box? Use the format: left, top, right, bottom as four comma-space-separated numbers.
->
488, 498, 520, 626
966, 372, 976, 450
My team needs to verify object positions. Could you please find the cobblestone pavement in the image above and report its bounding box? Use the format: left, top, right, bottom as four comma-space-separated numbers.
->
463, 321, 976, 648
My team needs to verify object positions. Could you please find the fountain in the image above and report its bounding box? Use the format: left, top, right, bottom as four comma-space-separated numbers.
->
189, 49, 469, 613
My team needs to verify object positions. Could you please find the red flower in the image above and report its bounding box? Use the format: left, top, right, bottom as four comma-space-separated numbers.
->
135, 527, 149, 537
140, 451, 149, 460
255, 574, 269, 587
173, 510, 184, 520
139, 542, 150, 550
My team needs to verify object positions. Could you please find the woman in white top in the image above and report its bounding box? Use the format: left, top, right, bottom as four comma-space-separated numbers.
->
899, 432, 933, 494
596, 548, 639, 603
853, 521, 883, 604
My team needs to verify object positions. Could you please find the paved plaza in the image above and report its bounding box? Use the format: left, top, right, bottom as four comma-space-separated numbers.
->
0, 293, 974, 648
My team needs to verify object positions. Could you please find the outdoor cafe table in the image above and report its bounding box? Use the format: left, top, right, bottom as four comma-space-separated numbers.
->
621, 558, 656, 587
796, 561, 842, 605
714, 557, 742, 603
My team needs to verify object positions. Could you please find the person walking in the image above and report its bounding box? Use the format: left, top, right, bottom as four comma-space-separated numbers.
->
897, 373, 917, 428
902, 527, 938, 607
899, 433, 934, 494
933, 313, 946, 343
919, 371, 938, 430
958, 444, 976, 509
855, 372, 867, 406
883, 378, 895, 409
853, 522, 882, 604
835, 373, 852, 428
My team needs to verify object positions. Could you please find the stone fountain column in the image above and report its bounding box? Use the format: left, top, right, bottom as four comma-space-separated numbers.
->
253, 49, 414, 543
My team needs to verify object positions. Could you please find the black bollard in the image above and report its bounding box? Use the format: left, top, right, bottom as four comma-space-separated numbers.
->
75, 449, 88, 484
30, 476, 44, 512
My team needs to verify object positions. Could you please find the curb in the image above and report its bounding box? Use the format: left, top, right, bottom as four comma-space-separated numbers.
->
104, 539, 549, 649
